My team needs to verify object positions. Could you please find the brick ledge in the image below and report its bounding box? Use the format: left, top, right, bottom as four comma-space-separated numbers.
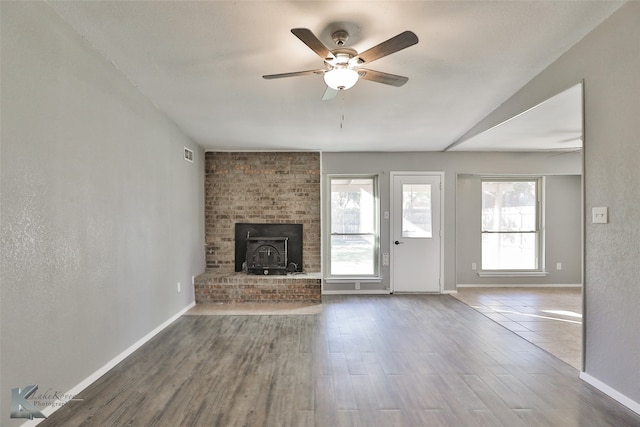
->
194, 271, 322, 304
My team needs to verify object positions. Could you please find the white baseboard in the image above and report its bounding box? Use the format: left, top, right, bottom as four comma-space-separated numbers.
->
580, 372, 640, 415
323, 290, 458, 295
323, 289, 391, 295
21, 301, 196, 426
456, 283, 582, 288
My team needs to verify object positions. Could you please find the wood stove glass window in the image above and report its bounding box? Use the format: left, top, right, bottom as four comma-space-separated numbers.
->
328, 175, 379, 276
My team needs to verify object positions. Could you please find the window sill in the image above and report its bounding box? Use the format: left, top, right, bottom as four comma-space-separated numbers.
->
478, 271, 549, 278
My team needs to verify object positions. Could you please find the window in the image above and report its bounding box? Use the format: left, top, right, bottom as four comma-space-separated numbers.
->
328, 176, 379, 276
481, 178, 542, 270
402, 183, 432, 238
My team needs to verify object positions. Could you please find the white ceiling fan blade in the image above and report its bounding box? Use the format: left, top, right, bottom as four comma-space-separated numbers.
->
263, 69, 325, 79
322, 86, 338, 101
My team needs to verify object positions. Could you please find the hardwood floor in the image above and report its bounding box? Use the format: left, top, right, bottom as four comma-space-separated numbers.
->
42, 295, 639, 426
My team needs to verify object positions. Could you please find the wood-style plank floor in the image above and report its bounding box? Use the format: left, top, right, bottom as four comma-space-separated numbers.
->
42, 295, 640, 426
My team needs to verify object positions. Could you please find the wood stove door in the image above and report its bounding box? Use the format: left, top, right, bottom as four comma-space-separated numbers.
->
391, 173, 442, 293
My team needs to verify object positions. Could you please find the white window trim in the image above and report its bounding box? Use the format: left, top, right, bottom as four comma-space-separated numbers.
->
478, 271, 549, 278
323, 277, 383, 283
325, 174, 381, 279
479, 176, 546, 275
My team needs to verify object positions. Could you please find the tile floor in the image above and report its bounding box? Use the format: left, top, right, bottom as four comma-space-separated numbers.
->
452, 287, 582, 370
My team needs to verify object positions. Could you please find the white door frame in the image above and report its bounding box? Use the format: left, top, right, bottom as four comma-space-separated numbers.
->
389, 171, 445, 293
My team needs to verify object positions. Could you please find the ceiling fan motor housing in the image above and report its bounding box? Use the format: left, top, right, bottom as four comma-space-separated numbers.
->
327, 48, 357, 67
331, 30, 350, 46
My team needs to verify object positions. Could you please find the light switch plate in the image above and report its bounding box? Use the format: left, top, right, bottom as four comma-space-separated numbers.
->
592, 207, 608, 224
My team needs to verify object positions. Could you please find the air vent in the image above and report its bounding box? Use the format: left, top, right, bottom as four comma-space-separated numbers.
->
184, 147, 194, 163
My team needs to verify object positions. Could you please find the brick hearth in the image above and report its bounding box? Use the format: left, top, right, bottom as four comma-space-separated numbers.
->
195, 272, 322, 304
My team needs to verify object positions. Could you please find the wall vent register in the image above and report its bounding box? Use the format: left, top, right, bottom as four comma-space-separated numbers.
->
184, 147, 194, 163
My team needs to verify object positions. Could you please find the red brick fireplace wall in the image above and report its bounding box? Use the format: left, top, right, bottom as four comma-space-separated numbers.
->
204, 152, 321, 273
197, 152, 321, 303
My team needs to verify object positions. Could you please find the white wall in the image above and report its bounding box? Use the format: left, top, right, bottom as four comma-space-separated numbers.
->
0, 2, 205, 423
460, 1, 640, 409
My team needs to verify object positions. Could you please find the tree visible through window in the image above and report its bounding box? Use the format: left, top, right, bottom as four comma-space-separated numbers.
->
329, 176, 378, 276
402, 184, 432, 238
481, 179, 541, 270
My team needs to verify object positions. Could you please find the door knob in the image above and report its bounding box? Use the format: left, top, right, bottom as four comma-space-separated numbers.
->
394, 240, 404, 245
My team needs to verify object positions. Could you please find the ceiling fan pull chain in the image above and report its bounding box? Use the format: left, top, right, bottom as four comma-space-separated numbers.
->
340, 94, 345, 129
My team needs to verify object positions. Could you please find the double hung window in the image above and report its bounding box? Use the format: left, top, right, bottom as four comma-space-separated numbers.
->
481, 178, 542, 271
328, 176, 379, 276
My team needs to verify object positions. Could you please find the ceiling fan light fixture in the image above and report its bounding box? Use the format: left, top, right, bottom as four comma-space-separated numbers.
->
263, 28, 418, 99
323, 67, 359, 91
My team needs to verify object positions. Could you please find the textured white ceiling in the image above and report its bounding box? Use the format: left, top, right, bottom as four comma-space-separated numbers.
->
47, 1, 623, 152
449, 83, 583, 152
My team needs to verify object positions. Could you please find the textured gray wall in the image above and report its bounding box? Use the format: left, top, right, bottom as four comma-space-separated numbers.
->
458, 2, 640, 408
322, 151, 581, 292
456, 174, 582, 286
0, 2, 205, 422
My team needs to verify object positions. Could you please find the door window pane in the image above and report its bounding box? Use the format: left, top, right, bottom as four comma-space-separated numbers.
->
402, 184, 432, 238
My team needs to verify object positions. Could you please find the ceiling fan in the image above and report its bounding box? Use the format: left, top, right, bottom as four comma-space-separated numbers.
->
263, 28, 419, 100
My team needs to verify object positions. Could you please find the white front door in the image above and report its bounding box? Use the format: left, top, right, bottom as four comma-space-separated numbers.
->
391, 173, 442, 293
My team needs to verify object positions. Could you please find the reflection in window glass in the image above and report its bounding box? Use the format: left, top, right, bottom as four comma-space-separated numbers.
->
482, 233, 537, 270
402, 184, 432, 238
330, 235, 375, 275
331, 179, 374, 234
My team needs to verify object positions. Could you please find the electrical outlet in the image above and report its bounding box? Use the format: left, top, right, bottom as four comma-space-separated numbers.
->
382, 253, 390, 266
177, 282, 181, 293
592, 207, 608, 224
556, 262, 562, 271
471, 263, 477, 271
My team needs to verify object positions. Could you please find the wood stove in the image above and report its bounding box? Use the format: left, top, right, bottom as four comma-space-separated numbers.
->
245, 234, 288, 275
235, 223, 303, 275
